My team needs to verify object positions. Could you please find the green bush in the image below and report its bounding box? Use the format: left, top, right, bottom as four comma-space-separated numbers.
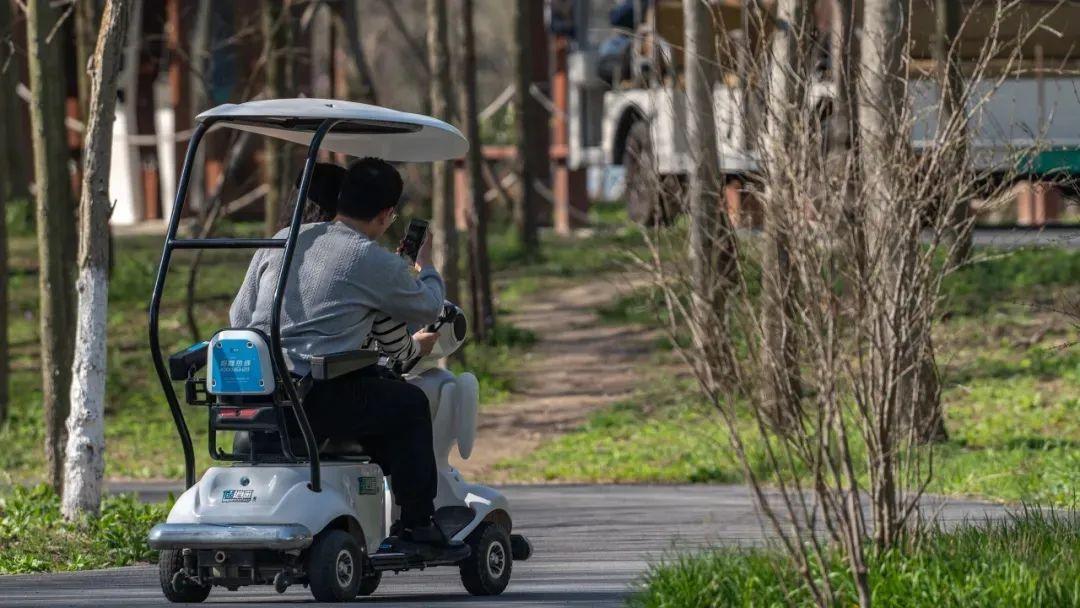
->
0, 485, 170, 574
632, 508, 1080, 608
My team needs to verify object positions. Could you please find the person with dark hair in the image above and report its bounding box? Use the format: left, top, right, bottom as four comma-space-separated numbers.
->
230, 157, 464, 561
276, 162, 346, 229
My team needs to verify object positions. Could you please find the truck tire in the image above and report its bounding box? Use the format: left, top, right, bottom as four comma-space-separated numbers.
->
158, 550, 210, 603
459, 522, 512, 596
307, 530, 362, 602
624, 120, 681, 225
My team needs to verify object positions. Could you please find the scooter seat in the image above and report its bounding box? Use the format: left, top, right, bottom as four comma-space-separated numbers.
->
230, 431, 370, 462
318, 438, 370, 461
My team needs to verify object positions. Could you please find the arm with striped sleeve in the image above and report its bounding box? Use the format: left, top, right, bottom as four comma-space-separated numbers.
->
363, 314, 420, 362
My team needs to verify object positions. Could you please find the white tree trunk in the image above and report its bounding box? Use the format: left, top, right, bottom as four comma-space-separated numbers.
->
64, 266, 109, 517
63, 0, 131, 520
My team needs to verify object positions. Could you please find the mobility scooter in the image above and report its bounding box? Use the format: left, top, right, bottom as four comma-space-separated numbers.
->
146, 99, 531, 602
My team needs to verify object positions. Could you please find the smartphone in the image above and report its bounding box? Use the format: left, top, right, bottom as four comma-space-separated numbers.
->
400, 218, 429, 262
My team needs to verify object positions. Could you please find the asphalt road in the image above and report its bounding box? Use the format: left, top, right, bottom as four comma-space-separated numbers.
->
0, 485, 1010, 608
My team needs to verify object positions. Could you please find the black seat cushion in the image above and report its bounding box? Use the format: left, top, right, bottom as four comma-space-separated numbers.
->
231, 431, 368, 461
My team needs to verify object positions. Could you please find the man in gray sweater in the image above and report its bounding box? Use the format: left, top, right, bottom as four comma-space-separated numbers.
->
229, 158, 464, 560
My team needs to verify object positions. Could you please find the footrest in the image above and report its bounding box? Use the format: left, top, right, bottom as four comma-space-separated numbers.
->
369, 552, 412, 572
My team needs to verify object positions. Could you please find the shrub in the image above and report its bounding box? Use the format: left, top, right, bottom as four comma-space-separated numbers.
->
0, 485, 169, 574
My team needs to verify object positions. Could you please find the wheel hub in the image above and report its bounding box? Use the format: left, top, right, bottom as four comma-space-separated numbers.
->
335, 549, 354, 587
486, 542, 506, 578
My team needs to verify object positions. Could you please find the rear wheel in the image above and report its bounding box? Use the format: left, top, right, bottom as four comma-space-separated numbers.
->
307, 530, 362, 602
459, 522, 512, 596
624, 120, 681, 226
158, 550, 210, 603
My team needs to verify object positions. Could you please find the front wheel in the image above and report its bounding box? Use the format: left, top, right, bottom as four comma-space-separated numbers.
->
357, 570, 382, 596
158, 550, 210, 603
459, 522, 512, 596
307, 530, 362, 602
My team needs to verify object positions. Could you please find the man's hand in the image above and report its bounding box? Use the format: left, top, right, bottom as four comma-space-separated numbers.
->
414, 231, 434, 271
413, 330, 439, 357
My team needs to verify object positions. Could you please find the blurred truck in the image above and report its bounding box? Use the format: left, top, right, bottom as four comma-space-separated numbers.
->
562, 0, 1080, 223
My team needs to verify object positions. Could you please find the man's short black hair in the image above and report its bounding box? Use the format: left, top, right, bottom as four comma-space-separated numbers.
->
336, 157, 403, 221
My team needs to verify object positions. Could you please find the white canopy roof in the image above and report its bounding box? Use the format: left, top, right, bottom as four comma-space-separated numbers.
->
196, 99, 469, 162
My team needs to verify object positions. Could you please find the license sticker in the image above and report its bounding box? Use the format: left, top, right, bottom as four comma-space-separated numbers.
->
357, 476, 380, 495
222, 489, 255, 503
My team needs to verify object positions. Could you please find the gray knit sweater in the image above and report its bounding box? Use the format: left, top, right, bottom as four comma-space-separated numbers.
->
229, 221, 445, 373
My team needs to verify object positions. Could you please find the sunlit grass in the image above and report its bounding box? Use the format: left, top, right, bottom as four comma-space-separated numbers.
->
631, 508, 1080, 608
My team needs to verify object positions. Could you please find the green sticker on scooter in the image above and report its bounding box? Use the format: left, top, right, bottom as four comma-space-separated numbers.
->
358, 476, 380, 495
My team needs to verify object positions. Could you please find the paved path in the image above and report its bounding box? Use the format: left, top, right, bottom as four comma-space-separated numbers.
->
0, 485, 1010, 607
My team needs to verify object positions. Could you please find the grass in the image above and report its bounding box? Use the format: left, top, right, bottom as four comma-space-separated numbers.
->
631, 508, 1080, 608
0, 222, 540, 482
0, 484, 168, 574
502, 246, 1080, 506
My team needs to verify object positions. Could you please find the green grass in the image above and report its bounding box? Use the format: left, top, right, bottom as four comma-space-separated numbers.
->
631, 508, 1080, 608
503, 246, 1080, 506
0, 484, 168, 574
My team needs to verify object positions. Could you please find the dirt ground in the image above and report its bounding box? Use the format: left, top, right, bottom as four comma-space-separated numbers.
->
451, 276, 660, 482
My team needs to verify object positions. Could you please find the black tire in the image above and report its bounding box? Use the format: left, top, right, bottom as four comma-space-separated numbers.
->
459, 522, 512, 596
307, 530, 362, 602
624, 120, 681, 226
158, 550, 211, 603
357, 569, 382, 596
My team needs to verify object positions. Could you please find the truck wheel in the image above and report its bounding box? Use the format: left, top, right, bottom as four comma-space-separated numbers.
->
624, 121, 680, 225
307, 530, 362, 602
158, 550, 210, 603
459, 522, 512, 596
357, 570, 382, 596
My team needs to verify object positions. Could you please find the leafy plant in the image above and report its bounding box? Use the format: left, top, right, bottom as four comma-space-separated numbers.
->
0, 485, 169, 574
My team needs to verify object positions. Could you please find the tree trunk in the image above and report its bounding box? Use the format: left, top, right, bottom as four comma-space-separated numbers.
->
427, 0, 459, 304
187, 0, 212, 214
1, 0, 28, 203
0, 0, 15, 424
75, 0, 100, 121
937, 0, 971, 270
683, 0, 737, 365
459, 0, 495, 341
263, 0, 291, 236
340, 0, 379, 104
514, 0, 546, 259
63, 0, 130, 519
761, 0, 804, 431
28, 0, 78, 491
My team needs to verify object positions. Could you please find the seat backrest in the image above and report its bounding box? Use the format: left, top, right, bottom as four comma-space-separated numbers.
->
207, 329, 276, 395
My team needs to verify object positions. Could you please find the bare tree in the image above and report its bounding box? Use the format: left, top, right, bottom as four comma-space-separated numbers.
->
760, 0, 807, 430
75, 0, 100, 120
63, 0, 131, 519
459, 0, 495, 341
427, 0, 459, 304
513, 0, 546, 259
682, 0, 738, 364
262, 0, 292, 236
187, 0, 212, 214
936, 0, 972, 268
0, 0, 16, 424
339, 0, 380, 104
634, 2, 1055, 605
27, 0, 78, 491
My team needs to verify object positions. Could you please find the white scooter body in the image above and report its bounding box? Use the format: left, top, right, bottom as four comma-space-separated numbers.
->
161, 366, 506, 550
151, 303, 527, 600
